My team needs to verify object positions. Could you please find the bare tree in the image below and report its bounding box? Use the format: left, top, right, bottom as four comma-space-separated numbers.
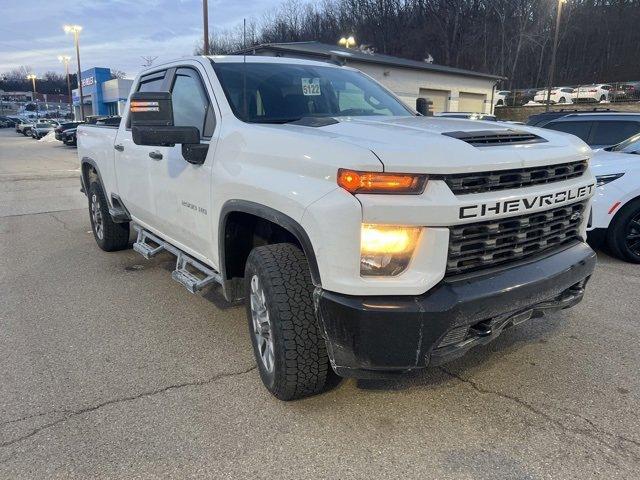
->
141, 56, 158, 67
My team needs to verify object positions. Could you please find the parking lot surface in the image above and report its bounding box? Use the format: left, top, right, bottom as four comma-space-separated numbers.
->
1, 129, 639, 479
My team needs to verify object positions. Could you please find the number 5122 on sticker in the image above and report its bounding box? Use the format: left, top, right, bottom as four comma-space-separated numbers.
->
301, 78, 321, 96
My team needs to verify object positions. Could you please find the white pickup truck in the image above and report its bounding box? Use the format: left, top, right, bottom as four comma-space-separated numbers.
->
78, 56, 597, 400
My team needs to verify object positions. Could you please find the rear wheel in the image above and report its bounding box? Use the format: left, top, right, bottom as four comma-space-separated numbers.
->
88, 181, 130, 251
244, 243, 334, 400
607, 199, 640, 263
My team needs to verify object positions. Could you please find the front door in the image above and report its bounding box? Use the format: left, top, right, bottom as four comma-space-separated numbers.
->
114, 69, 169, 227
148, 66, 218, 262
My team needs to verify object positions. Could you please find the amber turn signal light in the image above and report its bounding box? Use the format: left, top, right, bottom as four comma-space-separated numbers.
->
337, 169, 427, 194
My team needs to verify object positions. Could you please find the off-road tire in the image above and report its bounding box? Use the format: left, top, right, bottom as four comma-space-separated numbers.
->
606, 198, 640, 263
244, 243, 333, 400
88, 181, 130, 252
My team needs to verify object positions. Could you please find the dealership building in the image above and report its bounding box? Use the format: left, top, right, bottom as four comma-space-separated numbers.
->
237, 41, 504, 114
72, 67, 133, 118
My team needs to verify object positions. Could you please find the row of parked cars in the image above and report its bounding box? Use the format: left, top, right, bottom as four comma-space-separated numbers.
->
496, 82, 640, 107
10, 117, 81, 145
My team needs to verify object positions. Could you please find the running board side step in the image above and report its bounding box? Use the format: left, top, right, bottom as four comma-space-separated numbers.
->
133, 226, 221, 294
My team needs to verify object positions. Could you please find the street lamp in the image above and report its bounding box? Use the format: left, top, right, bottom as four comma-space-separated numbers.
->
26, 74, 38, 118
545, 0, 567, 112
64, 24, 84, 120
338, 36, 356, 48
58, 55, 72, 116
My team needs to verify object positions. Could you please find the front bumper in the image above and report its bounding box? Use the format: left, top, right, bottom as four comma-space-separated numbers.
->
315, 242, 596, 379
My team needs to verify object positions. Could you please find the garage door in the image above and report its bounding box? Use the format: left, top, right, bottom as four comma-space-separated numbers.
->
459, 92, 486, 113
418, 88, 449, 113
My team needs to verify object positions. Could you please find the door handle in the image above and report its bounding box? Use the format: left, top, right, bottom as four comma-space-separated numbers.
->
114, 144, 124, 152
148, 151, 163, 160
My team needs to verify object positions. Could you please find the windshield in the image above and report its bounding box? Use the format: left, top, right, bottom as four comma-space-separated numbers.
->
610, 133, 640, 153
212, 62, 413, 123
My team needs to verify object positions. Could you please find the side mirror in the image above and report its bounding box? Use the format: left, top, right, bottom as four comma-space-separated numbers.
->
129, 91, 209, 165
416, 97, 432, 116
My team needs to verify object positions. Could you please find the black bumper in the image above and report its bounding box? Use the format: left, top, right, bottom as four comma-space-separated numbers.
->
315, 242, 596, 379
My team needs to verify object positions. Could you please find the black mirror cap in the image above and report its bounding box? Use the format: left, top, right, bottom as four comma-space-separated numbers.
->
130, 91, 173, 127
182, 143, 208, 165
132, 125, 200, 147
416, 97, 432, 116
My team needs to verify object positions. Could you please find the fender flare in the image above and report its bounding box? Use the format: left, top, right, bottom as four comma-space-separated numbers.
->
218, 200, 322, 288
80, 157, 131, 222
80, 157, 107, 202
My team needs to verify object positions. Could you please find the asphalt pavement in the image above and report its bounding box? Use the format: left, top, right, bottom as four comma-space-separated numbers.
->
0, 129, 639, 479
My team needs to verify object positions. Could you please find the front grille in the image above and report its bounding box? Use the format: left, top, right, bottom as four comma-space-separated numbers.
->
435, 160, 588, 195
442, 129, 547, 146
447, 201, 587, 275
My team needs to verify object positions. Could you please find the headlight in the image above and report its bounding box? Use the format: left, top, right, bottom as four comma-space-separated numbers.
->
360, 224, 421, 276
596, 173, 624, 187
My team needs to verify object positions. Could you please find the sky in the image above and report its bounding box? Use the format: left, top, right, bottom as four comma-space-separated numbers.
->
0, 0, 280, 78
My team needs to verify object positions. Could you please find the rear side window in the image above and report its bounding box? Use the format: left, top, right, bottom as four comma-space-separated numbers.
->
170, 68, 214, 137
544, 121, 593, 142
590, 121, 640, 146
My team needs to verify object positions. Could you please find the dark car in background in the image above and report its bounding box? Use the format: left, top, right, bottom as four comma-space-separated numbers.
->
609, 82, 640, 102
504, 88, 539, 106
526, 108, 618, 127
55, 121, 83, 140
61, 127, 78, 146
537, 112, 640, 148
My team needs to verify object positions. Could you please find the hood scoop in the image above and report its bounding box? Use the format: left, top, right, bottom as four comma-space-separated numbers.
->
442, 129, 547, 147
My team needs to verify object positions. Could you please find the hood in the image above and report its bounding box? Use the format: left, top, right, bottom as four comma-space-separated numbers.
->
590, 149, 636, 175
311, 116, 592, 174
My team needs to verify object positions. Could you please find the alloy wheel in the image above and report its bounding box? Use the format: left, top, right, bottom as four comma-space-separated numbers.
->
90, 193, 104, 240
625, 213, 640, 256
250, 274, 274, 373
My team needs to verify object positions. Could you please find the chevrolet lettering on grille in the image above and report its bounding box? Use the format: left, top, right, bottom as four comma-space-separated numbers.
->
459, 183, 595, 220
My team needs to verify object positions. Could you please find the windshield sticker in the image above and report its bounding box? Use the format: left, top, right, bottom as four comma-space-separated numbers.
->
301, 78, 321, 96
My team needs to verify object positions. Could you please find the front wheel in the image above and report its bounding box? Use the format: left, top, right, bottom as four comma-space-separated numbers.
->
88, 181, 130, 251
244, 243, 334, 400
607, 199, 640, 263
559, 97, 566, 103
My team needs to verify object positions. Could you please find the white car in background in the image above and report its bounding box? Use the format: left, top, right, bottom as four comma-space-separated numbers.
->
534, 87, 575, 104
574, 84, 611, 103
494, 90, 510, 106
588, 133, 640, 262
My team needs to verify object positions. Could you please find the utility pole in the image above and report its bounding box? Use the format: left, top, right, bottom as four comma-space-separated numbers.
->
64, 25, 84, 120
58, 55, 72, 116
545, 0, 566, 112
203, 0, 210, 55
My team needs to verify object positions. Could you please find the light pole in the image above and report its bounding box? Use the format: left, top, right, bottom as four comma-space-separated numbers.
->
58, 55, 72, 117
27, 74, 37, 118
203, 0, 209, 55
545, 0, 567, 112
64, 24, 84, 120
338, 36, 356, 49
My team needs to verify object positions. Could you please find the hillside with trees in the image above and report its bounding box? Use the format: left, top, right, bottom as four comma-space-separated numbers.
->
199, 0, 640, 89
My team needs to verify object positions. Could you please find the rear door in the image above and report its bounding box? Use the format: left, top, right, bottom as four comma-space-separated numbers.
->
148, 65, 218, 261
114, 69, 169, 225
